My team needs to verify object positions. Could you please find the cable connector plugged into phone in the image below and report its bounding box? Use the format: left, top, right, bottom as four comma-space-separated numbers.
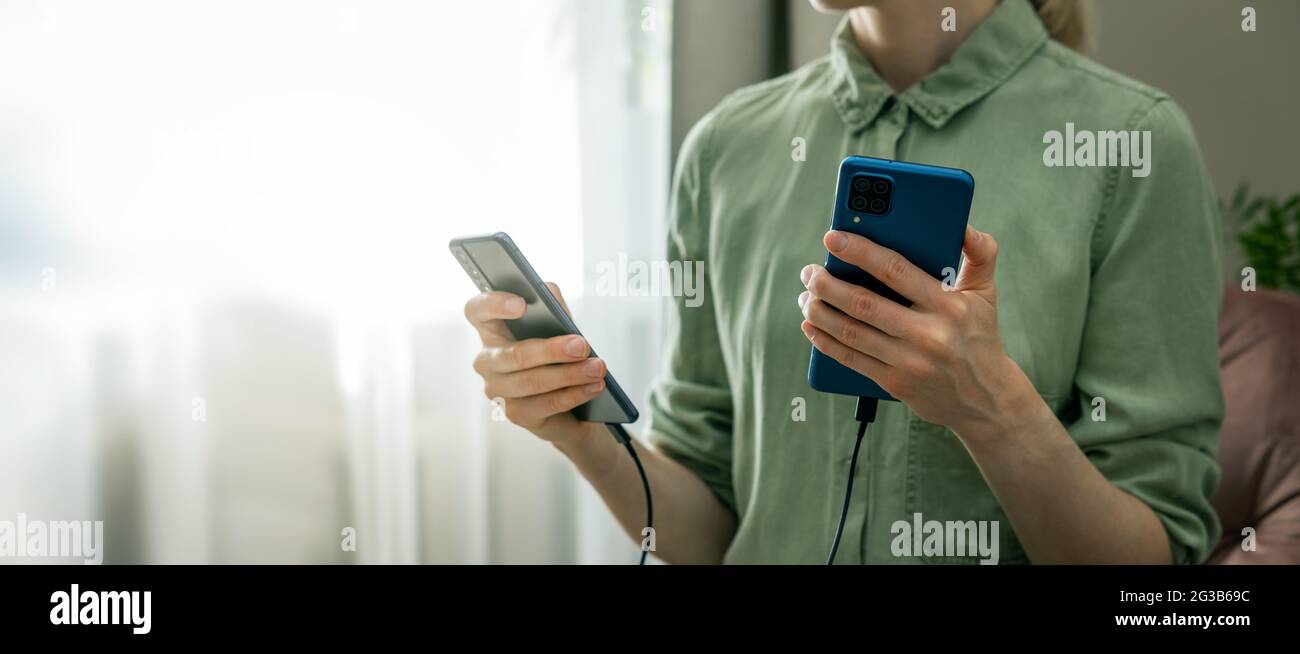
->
854, 396, 879, 424
825, 397, 877, 565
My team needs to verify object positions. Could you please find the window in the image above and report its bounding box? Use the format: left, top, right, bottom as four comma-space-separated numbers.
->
0, 0, 671, 563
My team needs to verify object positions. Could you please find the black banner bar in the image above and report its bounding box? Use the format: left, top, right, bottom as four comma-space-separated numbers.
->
3, 564, 1290, 642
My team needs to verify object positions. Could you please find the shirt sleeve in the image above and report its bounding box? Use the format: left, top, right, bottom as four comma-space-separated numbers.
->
1070, 98, 1224, 564
645, 109, 738, 513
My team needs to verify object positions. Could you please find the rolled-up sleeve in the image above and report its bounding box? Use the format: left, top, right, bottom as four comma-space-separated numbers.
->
1070, 99, 1224, 564
646, 110, 737, 512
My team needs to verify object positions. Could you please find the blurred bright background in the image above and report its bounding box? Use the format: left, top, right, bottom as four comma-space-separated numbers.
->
0, 0, 670, 563
3, 0, 1296, 565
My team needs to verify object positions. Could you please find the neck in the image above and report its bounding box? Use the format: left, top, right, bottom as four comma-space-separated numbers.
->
848, 0, 998, 92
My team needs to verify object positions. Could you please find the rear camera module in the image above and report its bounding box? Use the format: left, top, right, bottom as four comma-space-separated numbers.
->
848, 174, 893, 216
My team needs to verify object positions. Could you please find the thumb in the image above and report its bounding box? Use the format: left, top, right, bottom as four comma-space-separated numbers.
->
955, 226, 999, 293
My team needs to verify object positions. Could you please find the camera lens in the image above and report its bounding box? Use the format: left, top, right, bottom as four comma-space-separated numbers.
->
851, 196, 868, 211
873, 180, 890, 194
853, 177, 871, 192
869, 198, 886, 213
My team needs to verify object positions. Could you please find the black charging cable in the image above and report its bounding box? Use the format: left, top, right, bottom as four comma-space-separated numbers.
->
826, 397, 878, 565
607, 423, 653, 565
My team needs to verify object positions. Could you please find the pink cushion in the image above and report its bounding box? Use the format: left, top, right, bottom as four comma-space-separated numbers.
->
1209, 285, 1300, 564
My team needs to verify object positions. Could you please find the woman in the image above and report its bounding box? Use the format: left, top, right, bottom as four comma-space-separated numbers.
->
462, 0, 1223, 564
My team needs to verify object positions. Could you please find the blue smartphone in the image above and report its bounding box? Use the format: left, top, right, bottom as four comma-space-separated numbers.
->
807, 156, 975, 401
449, 232, 639, 424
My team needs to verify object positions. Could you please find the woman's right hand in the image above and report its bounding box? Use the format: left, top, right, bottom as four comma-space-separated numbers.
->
463, 283, 607, 445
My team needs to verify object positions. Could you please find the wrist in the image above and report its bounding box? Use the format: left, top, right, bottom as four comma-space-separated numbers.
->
551, 421, 606, 456
954, 357, 1054, 448
553, 422, 634, 485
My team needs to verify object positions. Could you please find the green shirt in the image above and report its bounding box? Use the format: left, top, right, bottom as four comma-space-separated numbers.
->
647, 0, 1223, 564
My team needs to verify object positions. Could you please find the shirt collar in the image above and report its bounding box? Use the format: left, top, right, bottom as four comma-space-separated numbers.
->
828, 0, 1048, 130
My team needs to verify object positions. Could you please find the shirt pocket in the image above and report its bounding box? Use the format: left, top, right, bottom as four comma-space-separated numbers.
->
903, 401, 1060, 565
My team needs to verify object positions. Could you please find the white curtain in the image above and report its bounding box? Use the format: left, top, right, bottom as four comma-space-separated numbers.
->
0, 0, 671, 564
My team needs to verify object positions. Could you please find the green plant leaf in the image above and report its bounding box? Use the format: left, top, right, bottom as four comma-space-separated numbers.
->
1233, 188, 1300, 294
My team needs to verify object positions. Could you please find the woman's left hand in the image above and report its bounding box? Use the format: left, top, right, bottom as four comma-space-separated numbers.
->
798, 226, 1038, 444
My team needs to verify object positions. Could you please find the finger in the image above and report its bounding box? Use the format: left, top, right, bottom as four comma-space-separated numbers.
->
485, 358, 606, 399
801, 320, 890, 380
801, 264, 919, 338
824, 230, 939, 307
955, 226, 999, 292
505, 379, 606, 426
464, 292, 526, 344
475, 334, 590, 374
464, 291, 526, 324
800, 293, 904, 365
545, 282, 574, 318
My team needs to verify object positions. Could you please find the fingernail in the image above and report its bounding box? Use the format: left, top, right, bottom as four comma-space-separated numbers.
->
826, 231, 847, 252
800, 265, 814, 286
584, 358, 603, 377
506, 297, 525, 316
585, 381, 604, 393
798, 290, 809, 310
564, 336, 587, 357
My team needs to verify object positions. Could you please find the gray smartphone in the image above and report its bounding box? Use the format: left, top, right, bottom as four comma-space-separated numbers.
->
449, 232, 639, 424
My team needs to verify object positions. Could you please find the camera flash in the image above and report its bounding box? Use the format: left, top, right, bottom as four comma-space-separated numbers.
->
853, 216, 861, 223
